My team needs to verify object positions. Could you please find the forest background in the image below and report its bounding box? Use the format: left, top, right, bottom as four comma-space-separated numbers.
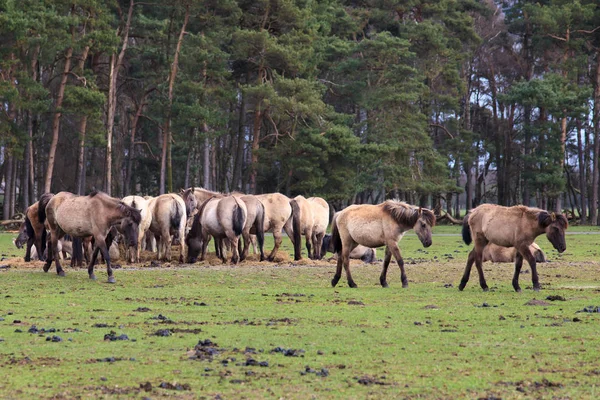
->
1, 0, 600, 222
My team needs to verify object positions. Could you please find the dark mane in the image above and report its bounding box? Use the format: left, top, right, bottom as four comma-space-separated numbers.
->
88, 189, 101, 197
537, 210, 569, 229
119, 202, 142, 224
382, 201, 419, 227
420, 208, 436, 227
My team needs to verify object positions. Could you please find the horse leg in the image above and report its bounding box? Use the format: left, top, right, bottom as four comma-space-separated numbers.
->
342, 247, 357, 288
25, 236, 34, 262
241, 230, 250, 261
379, 246, 392, 288
474, 249, 489, 291
52, 232, 65, 277
43, 232, 54, 273
97, 235, 115, 283
88, 246, 100, 280
305, 231, 313, 259
524, 249, 540, 291
458, 250, 476, 291
228, 232, 240, 264
512, 252, 523, 292
331, 255, 343, 287
389, 243, 408, 288
314, 232, 325, 260
267, 230, 283, 262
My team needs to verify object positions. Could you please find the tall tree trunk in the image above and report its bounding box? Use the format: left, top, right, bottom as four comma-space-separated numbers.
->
3, 154, 13, 219
592, 51, 600, 225
249, 106, 262, 194
44, 46, 73, 193
203, 131, 210, 189
577, 119, 587, 222
160, 5, 190, 194
125, 89, 151, 195
105, 0, 135, 196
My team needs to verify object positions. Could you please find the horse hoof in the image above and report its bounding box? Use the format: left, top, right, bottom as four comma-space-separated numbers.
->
514, 288, 522, 293
267, 257, 275, 262
533, 286, 541, 292
58, 271, 66, 277
107, 276, 116, 284
402, 284, 409, 289
331, 279, 339, 287
381, 283, 389, 288
348, 282, 357, 288
458, 284, 465, 291
482, 287, 489, 292
43, 265, 51, 273
89, 274, 97, 281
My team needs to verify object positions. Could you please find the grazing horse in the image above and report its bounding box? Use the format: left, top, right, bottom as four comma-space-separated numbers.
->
321, 234, 377, 263
43, 191, 141, 283
289, 196, 329, 260
121, 195, 152, 263
14, 223, 76, 262
255, 193, 295, 261
482, 242, 546, 264
460, 204, 567, 292
331, 200, 436, 288
185, 195, 247, 264
20, 194, 54, 261
147, 194, 187, 262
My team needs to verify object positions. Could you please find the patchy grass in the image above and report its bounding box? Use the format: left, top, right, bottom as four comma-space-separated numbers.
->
0, 228, 599, 399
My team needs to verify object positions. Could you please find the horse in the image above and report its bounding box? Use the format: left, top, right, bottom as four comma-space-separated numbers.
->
185, 195, 247, 264
14, 225, 74, 261
482, 242, 546, 263
43, 191, 142, 283
233, 193, 266, 261
121, 195, 152, 263
331, 200, 436, 288
289, 196, 329, 260
321, 234, 377, 263
19, 194, 54, 262
460, 204, 568, 292
255, 193, 295, 261
147, 193, 187, 262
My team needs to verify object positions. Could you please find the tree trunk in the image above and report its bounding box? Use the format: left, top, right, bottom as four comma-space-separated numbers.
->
125, 89, 151, 195
105, 0, 135, 196
3, 153, 13, 219
75, 45, 90, 195
44, 46, 73, 193
577, 119, 587, 223
203, 127, 210, 189
592, 51, 600, 225
232, 88, 246, 190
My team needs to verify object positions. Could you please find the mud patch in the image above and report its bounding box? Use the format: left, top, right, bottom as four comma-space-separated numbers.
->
576, 306, 600, 313
103, 331, 130, 341
545, 295, 566, 301
355, 375, 388, 386
189, 339, 224, 361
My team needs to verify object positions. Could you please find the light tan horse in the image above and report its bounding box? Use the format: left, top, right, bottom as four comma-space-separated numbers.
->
185, 195, 247, 263
233, 193, 266, 261
255, 193, 295, 261
289, 196, 330, 260
482, 243, 546, 263
121, 195, 152, 263
43, 191, 141, 283
331, 200, 436, 288
147, 193, 187, 262
460, 204, 567, 292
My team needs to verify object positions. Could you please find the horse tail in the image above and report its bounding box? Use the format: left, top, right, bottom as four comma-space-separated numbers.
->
331, 218, 342, 255
170, 199, 184, 232
71, 237, 83, 267
321, 234, 331, 256
38, 193, 53, 224
232, 197, 245, 237
290, 199, 302, 260
255, 202, 265, 252
462, 213, 472, 245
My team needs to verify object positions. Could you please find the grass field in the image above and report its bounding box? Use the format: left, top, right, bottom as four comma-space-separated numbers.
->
1, 226, 600, 399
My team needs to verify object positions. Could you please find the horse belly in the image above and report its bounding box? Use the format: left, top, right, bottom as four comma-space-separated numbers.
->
55, 206, 92, 236
347, 219, 385, 248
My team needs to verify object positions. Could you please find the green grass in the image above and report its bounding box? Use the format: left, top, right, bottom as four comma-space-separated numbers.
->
1, 228, 600, 399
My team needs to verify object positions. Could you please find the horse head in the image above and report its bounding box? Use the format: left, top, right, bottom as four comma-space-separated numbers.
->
538, 211, 568, 253
14, 221, 29, 249
414, 207, 436, 248
181, 187, 198, 215
185, 211, 205, 263
119, 217, 139, 249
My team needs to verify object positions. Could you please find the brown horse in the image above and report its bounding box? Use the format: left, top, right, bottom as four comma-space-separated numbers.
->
331, 200, 436, 288
290, 196, 330, 260
460, 204, 567, 292
185, 195, 247, 264
43, 191, 141, 283
147, 193, 187, 262
482, 242, 546, 263
19, 194, 54, 261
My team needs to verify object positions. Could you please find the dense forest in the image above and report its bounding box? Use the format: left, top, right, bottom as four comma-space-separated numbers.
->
1, 0, 600, 222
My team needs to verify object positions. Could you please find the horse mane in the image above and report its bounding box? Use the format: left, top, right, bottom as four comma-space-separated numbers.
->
194, 187, 224, 198
88, 189, 100, 197
382, 200, 435, 227
118, 202, 142, 224
536, 209, 569, 229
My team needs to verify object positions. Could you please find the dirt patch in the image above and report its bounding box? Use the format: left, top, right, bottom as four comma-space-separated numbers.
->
355, 375, 388, 386
545, 295, 566, 301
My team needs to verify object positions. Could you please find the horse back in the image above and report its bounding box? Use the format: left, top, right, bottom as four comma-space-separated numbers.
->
256, 193, 292, 231
471, 204, 541, 247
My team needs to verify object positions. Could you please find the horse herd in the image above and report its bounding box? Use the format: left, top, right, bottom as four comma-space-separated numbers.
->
12, 188, 569, 292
